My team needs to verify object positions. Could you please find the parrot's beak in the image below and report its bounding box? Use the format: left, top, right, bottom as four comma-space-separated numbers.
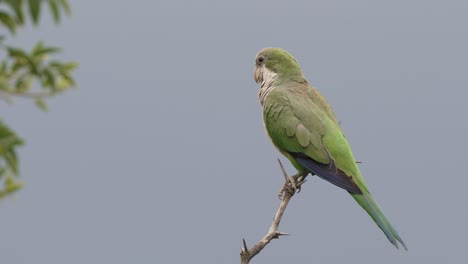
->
254, 66, 262, 84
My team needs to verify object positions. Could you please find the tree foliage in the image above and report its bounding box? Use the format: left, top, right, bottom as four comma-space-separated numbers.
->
0, 0, 76, 199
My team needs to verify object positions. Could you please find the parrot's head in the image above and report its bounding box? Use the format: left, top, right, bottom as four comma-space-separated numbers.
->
254, 47, 304, 85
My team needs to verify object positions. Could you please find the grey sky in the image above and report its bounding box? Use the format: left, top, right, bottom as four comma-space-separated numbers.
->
2, 1, 467, 263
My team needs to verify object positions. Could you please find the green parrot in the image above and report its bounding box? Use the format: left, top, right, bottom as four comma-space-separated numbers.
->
254, 47, 407, 250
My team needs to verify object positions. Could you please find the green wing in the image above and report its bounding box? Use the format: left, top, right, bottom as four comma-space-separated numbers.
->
263, 82, 368, 193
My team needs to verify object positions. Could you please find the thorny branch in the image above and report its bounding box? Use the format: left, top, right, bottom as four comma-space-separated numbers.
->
240, 159, 304, 264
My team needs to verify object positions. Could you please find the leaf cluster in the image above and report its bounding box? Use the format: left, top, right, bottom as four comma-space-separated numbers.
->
0, 0, 71, 33
0, 41, 78, 109
0, 120, 23, 199
0, 0, 75, 199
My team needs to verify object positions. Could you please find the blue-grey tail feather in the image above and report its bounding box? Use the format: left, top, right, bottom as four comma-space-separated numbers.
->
295, 156, 362, 194
351, 192, 407, 250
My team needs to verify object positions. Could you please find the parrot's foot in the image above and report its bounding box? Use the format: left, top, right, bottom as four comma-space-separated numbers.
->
278, 174, 307, 200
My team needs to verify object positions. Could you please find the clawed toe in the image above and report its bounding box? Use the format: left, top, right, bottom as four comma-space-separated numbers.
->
295, 176, 307, 193
278, 174, 307, 200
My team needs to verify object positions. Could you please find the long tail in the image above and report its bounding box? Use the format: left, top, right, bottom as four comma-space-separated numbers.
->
351, 191, 407, 250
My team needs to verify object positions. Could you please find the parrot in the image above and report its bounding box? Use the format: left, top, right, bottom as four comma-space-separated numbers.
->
253, 47, 407, 250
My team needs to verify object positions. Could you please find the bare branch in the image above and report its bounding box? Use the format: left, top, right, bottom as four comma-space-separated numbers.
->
240, 159, 302, 264
3, 90, 52, 99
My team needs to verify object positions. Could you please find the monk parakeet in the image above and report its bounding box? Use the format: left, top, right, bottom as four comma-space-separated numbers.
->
254, 47, 406, 250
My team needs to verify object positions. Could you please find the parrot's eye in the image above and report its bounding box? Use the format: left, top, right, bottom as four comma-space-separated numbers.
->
257, 56, 265, 65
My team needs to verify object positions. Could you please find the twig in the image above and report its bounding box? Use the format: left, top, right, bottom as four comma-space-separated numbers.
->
4, 90, 52, 99
0, 90, 52, 103
240, 159, 299, 264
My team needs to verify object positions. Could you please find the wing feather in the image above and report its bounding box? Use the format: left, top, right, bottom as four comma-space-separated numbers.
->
263, 82, 368, 193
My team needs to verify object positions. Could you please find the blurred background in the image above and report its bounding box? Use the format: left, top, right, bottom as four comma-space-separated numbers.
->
2, 1, 467, 263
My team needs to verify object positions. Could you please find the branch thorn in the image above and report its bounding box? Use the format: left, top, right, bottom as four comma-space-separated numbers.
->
277, 159, 288, 180
242, 238, 249, 254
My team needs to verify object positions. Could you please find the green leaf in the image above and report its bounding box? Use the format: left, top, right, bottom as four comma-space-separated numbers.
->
7, 47, 38, 74
42, 68, 55, 87
34, 46, 62, 57
32, 41, 61, 58
28, 0, 41, 25
0, 175, 23, 198
32, 40, 44, 52
63, 61, 79, 70
58, 0, 72, 15
14, 75, 32, 92
0, 75, 8, 91
49, 61, 78, 71
5, 0, 25, 25
0, 60, 7, 72
35, 98, 48, 111
0, 11, 17, 34
0, 121, 24, 153
7, 46, 29, 58
0, 120, 24, 176
4, 150, 19, 175
48, 0, 60, 23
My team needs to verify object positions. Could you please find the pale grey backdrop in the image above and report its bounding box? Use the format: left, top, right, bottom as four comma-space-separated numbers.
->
2, 1, 467, 263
